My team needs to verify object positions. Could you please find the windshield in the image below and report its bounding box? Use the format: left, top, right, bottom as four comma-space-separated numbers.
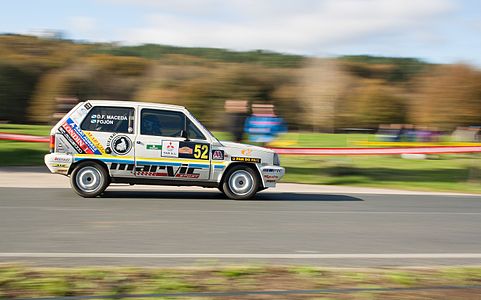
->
188, 112, 222, 145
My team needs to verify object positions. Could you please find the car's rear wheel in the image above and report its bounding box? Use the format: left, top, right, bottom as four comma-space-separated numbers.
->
222, 165, 260, 200
71, 161, 110, 197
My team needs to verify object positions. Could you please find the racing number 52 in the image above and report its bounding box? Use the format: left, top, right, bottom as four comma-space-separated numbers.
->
194, 144, 209, 159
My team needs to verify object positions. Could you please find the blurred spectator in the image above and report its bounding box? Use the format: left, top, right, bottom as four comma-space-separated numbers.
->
452, 127, 480, 142
244, 104, 287, 145
224, 100, 248, 143
376, 124, 400, 142
401, 124, 417, 142
377, 124, 444, 143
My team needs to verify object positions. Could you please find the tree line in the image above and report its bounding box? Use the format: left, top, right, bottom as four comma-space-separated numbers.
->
1, 34, 480, 131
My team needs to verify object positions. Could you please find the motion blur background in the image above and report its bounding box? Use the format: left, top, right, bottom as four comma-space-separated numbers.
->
2, 0, 481, 192
1, 0, 481, 129
2, 2, 481, 299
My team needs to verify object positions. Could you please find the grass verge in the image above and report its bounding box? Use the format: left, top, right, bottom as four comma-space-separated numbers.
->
2, 125, 481, 193
281, 154, 481, 193
0, 265, 480, 299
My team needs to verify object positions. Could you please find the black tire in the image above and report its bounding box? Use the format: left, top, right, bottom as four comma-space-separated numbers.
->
222, 165, 260, 200
70, 161, 110, 198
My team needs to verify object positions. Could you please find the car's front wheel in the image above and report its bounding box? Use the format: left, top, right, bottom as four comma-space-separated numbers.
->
71, 161, 110, 197
222, 165, 260, 200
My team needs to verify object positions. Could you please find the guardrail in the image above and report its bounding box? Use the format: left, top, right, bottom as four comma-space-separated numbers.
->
0, 132, 49, 143
270, 146, 481, 155
2, 132, 481, 155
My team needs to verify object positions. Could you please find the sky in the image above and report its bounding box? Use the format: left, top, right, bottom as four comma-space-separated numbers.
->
1, 0, 481, 65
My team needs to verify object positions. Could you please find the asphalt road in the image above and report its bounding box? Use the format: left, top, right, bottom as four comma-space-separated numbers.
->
1, 187, 481, 266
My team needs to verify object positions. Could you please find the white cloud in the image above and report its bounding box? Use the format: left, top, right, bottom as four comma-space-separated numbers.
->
114, 0, 456, 54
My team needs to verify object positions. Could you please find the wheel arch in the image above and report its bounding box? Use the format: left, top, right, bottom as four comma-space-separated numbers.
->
68, 159, 110, 176
219, 162, 265, 188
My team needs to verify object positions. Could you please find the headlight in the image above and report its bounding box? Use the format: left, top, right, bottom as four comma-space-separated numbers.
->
273, 153, 280, 166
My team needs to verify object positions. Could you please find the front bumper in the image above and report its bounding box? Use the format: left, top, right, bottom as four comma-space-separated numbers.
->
260, 166, 285, 188
44, 153, 73, 175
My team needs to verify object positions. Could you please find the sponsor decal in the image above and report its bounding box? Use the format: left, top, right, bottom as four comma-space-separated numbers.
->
231, 156, 261, 163
110, 162, 135, 172
178, 142, 210, 160
58, 126, 85, 154
264, 175, 278, 180
105, 133, 117, 154
263, 168, 283, 173
84, 131, 105, 154
111, 135, 132, 155
162, 141, 179, 157
52, 163, 68, 168
179, 146, 193, 155
55, 140, 65, 152
63, 118, 101, 154
52, 156, 71, 163
70, 107, 89, 124
241, 149, 252, 156
84, 102, 92, 110
212, 150, 224, 160
134, 163, 202, 179
90, 113, 128, 125
106, 160, 207, 178
146, 144, 162, 150
193, 144, 209, 160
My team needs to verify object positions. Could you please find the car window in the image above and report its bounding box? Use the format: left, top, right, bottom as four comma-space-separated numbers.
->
81, 106, 134, 133
187, 120, 206, 140
141, 109, 185, 137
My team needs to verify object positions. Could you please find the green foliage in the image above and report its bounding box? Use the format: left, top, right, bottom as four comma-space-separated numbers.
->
1, 34, 480, 132
290, 266, 326, 278
386, 271, 418, 286
217, 266, 265, 278
0, 124, 51, 136
340, 55, 429, 82
0, 62, 39, 123
0, 141, 48, 166
94, 43, 305, 68
1, 265, 481, 299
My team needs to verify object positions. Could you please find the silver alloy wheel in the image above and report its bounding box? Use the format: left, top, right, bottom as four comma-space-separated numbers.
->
228, 170, 254, 196
75, 166, 103, 192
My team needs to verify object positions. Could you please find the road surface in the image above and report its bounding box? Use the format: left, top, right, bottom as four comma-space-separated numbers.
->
1, 185, 480, 266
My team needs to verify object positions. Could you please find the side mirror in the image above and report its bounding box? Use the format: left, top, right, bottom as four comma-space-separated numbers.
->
180, 130, 189, 141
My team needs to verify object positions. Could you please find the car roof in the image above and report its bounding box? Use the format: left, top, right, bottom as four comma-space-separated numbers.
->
86, 100, 186, 110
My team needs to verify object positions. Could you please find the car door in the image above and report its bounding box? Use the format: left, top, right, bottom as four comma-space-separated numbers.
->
134, 107, 211, 181
78, 105, 136, 177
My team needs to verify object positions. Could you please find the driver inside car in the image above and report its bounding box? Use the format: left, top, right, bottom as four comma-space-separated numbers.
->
141, 114, 161, 136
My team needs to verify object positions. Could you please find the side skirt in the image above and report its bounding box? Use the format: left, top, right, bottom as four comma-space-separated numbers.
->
111, 177, 219, 188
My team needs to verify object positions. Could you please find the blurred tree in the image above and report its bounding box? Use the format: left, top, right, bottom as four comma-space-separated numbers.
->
28, 70, 69, 123
413, 64, 481, 130
0, 62, 38, 123
351, 81, 408, 128
4, 33, 480, 132
300, 58, 350, 132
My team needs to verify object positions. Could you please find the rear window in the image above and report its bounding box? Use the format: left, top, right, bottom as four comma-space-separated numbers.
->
81, 106, 134, 133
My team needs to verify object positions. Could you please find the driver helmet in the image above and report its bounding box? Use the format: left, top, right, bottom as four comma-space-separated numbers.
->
142, 114, 160, 135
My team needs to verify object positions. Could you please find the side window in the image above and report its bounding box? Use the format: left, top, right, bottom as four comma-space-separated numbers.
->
81, 106, 134, 133
187, 120, 206, 140
141, 109, 185, 137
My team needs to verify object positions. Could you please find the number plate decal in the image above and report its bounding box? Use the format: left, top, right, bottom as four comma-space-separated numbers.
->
179, 142, 210, 160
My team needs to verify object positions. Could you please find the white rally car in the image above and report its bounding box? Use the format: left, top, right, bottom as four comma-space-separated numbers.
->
44, 100, 284, 200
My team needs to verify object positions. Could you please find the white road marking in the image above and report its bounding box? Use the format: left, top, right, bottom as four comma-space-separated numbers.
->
155, 210, 481, 215
1, 253, 481, 259
1, 206, 480, 215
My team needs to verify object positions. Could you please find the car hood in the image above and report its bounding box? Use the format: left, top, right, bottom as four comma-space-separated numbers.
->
220, 141, 274, 154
